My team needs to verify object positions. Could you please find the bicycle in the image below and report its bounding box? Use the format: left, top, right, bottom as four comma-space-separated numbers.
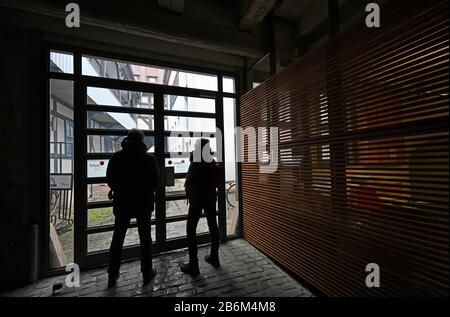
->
226, 182, 236, 209
50, 190, 60, 225
49, 189, 73, 235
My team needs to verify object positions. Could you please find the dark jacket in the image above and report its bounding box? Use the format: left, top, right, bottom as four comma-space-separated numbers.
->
106, 138, 159, 217
185, 152, 217, 205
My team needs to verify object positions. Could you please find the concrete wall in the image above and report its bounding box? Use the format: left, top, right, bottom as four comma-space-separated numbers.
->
0, 27, 45, 291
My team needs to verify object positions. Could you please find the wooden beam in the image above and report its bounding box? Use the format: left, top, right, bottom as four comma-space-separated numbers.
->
158, 0, 186, 14
239, 0, 278, 31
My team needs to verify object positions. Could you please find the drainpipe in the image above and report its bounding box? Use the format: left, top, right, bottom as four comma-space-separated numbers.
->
266, 12, 277, 76
30, 224, 39, 283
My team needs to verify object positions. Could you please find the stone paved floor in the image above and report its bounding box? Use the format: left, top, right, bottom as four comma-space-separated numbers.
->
2, 239, 313, 297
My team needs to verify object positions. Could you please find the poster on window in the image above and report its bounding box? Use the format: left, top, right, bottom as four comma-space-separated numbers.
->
87, 160, 109, 178
165, 158, 189, 174
50, 174, 73, 190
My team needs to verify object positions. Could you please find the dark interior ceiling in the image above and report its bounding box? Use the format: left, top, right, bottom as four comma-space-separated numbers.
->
274, 0, 318, 21
156, 0, 319, 25
0, 0, 341, 66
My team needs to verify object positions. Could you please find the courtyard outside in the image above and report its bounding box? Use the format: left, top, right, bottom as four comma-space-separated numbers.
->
50, 181, 240, 267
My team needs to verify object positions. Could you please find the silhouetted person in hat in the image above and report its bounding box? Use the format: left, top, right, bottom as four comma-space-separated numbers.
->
106, 129, 159, 287
181, 139, 221, 277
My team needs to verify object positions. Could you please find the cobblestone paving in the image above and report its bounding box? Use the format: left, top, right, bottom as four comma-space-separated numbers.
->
2, 239, 314, 297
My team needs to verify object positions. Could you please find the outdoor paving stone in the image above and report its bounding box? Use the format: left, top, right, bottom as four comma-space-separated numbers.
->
2, 239, 313, 298
178, 283, 194, 292
175, 290, 194, 297
220, 286, 234, 294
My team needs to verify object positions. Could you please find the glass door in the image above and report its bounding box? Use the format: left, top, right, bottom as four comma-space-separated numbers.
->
79, 80, 158, 267
48, 49, 238, 270
162, 94, 223, 251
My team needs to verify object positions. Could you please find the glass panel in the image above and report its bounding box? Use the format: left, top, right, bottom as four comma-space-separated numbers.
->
165, 137, 216, 153
224, 98, 239, 236
164, 116, 216, 133
247, 53, 271, 90
223, 77, 235, 94
87, 207, 155, 227
87, 87, 153, 109
166, 200, 218, 218
166, 200, 188, 218
87, 159, 109, 178
83, 55, 218, 91
87, 183, 110, 202
87, 112, 154, 131
224, 98, 237, 181
88, 207, 114, 227
49, 79, 74, 269
87, 135, 155, 153
88, 226, 156, 253
165, 158, 189, 174
198, 217, 217, 234
166, 217, 216, 239
50, 226, 74, 268
87, 185, 156, 219
88, 232, 113, 253
50, 51, 74, 74
226, 181, 239, 236
164, 95, 215, 113
166, 221, 185, 239
166, 178, 186, 194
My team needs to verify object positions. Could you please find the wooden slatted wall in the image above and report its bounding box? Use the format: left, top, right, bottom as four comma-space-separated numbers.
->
240, 0, 449, 296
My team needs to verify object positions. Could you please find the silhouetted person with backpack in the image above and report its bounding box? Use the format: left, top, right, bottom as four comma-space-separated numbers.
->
181, 139, 221, 277
106, 129, 159, 287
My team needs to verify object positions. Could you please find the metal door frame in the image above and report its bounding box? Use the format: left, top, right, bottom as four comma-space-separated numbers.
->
45, 44, 241, 272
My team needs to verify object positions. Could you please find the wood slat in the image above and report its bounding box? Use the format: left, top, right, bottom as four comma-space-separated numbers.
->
240, 0, 449, 297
